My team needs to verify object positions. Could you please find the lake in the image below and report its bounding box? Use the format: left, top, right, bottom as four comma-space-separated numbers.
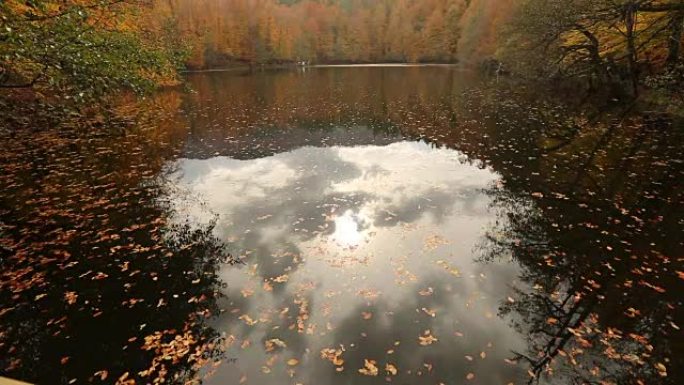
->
1, 66, 682, 385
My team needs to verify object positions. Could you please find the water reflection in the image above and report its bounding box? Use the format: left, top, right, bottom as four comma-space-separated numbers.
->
0, 97, 233, 385
171, 68, 682, 385
166, 138, 529, 384
1, 67, 681, 385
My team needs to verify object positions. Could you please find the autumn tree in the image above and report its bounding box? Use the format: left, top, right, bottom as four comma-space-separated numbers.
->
0, 0, 184, 103
504, 0, 684, 95
151, 0, 478, 67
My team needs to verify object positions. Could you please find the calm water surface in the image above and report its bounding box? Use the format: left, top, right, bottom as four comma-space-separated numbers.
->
1, 67, 682, 385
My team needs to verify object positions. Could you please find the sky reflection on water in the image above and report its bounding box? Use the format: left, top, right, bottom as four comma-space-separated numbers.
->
168, 139, 530, 384
1, 67, 680, 385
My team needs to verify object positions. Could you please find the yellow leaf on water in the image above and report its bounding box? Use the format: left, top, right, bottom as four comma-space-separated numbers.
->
435, 260, 461, 277
238, 314, 257, 326
419, 287, 434, 296
65, 291, 78, 305
273, 274, 289, 283
424, 235, 449, 251
655, 362, 668, 377
264, 338, 287, 352
358, 359, 379, 376
321, 348, 345, 366
287, 358, 300, 366
418, 330, 438, 346
94, 370, 108, 381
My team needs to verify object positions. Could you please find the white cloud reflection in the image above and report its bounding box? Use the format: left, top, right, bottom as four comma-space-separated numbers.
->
166, 140, 529, 385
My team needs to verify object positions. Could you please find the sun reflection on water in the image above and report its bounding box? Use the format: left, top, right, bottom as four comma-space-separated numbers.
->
331, 210, 364, 248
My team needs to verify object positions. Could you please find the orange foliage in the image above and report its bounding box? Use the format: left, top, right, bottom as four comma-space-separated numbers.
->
148, 0, 510, 67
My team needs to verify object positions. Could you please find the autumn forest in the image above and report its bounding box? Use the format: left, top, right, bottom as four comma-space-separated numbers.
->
1, 1, 683, 385
161, 0, 510, 67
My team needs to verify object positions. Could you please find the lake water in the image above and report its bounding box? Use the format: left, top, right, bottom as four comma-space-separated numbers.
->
1, 67, 682, 385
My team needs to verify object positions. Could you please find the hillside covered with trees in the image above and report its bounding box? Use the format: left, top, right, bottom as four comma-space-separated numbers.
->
158, 0, 513, 68
1, 0, 683, 112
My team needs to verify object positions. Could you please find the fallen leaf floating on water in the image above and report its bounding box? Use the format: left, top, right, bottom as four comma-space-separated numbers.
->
358, 359, 379, 376
436, 260, 461, 277
362, 311, 373, 320
239, 314, 257, 326
64, 291, 78, 305
287, 358, 300, 366
117, 372, 132, 384
272, 274, 289, 283
357, 288, 381, 300
421, 307, 436, 317
418, 330, 438, 346
264, 338, 287, 352
424, 234, 449, 251
655, 362, 668, 377
385, 363, 398, 376
466, 373, 475, 380
321, 347, 345, 366
93, 370, 108, 381
418, 287, 434, 296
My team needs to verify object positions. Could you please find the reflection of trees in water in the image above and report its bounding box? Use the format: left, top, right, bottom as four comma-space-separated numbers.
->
475, 100, 683, 384
176, 70, 683, 384
0, 98, 236, 384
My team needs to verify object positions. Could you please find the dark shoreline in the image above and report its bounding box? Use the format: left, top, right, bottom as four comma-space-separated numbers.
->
181, 62, 461, 73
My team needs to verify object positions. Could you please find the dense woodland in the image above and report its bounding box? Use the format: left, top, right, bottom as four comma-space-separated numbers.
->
0, 0, 683, 115
159, 0, 512, 67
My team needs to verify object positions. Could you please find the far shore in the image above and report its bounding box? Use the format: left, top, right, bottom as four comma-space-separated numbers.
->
181, 62, 461, 73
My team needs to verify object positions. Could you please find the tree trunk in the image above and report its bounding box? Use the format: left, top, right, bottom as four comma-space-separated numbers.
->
624, 3, 639, 96
575, 26, 609, 81
667, 11, 684, 68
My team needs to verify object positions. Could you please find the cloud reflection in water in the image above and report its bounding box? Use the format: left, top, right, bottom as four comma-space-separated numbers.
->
167, 140, 529, 385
